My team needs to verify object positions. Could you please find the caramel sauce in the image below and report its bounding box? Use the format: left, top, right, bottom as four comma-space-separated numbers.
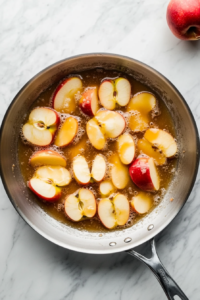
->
18, 69, 177, 233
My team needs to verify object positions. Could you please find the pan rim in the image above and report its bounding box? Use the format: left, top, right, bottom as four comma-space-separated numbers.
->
0, 52, 199, 254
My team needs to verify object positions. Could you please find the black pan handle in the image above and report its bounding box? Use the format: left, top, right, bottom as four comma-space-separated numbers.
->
126, 238, 189, 300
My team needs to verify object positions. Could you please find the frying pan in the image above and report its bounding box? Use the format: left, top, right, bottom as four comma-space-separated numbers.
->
0, 53, 199, 300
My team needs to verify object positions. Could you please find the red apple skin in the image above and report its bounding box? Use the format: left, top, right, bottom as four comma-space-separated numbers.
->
129, 158, 155, 191
28, 181, 61, 202
79, 89, 96, 116
52, 78, 71, 109
46, 108, 60, 145
167, 0, 200, 40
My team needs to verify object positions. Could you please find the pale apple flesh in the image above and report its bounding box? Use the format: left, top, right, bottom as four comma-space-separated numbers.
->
53, 77, 82, 113
144, 128, 177, 158
98, 194, 130, 229
86, 118, 106, 150
110, 153, 130, 189
65, 188, 96, 222
22, 107, 60, 146
99, 78, 131, 110
79, 87, 99, 116
91, 154, 106, 182
127, 92, 156, 132
129, 157, 160, 191
117, 133, 135, 164
131, 192, 153, 214
28, 166, 71, 202
99, 180, 115, 197
54, 116, 78, 148
73, 155, 90, 185
137, 138, 166, 166
29, 150, 67, 167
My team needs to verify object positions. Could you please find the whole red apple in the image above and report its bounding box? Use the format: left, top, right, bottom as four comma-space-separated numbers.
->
167, 0, 200, 40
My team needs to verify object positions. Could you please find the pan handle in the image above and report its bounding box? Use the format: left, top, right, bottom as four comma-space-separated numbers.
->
126, 238, 189, 300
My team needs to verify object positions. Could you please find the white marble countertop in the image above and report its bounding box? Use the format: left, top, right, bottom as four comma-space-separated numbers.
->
0, 0, 200, 299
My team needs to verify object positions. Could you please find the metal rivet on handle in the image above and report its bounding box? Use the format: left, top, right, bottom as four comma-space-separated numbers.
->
124, 237, 132, 243
148, 224, 154, 231
109, 242, 117, 247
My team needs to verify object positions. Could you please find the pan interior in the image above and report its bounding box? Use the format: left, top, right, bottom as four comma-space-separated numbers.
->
0, 54, 199, 254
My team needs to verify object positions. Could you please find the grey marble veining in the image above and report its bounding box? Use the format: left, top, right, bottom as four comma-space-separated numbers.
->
0, 0, 200, 299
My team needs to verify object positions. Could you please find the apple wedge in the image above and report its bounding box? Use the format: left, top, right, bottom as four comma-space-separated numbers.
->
30, 150, 67, 167
65, 188, 96, 222
129, 157, 160, 191
91, 154, 106, 182
99, 180, 115, 197
131, 192, 153, 214
79, 87, 99, 116
52, 77, 82, 114
110, 154, 130, 189
117, 133, 135, 165
127, 92, 156, 132
137, 138, 166, 166
98, 194, 130, 229
22, 107, 60, 146
73, 155, 90, 185
28, 166, 71, 202
95, 110, 126, 138
54, 116, 78, 147
144, 128, 177, 158
86, 118, 106, 150
99, 78, 131, 110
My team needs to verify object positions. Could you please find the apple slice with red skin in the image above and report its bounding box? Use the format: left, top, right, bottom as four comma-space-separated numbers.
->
28, 166, 71, 202
127, 92, 156, 132
65, 188, 96, 222
144, 128, 177, 158
99, 78, 131, 110
30, 150, 67, 167
91, 154, 106, 182
52, 77, 82, 114
110, 153, 130, 189
22, 107, 60, 146
131, 192, 153, 214
99, 180, 115, 197
79, 87, 99, 116
137, 138, 166, 166
98, 194, 130, 229
117, 133, 135, 165
129, 157, 160, 191
54, 116, 78, 148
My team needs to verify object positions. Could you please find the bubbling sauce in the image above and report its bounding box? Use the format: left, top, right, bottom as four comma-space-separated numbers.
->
18, 69, 177, 233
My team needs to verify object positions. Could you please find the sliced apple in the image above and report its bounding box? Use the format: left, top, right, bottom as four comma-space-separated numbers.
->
131, 192, 153, 214
65, 188, 96, 221
127, 92, 156, 132
52, 77, 82, 114
79, 87, 99, 116
73, 155, 90, 185
129, 157, 160, 191
86, 118, 106, 150
137, 138, 166, 166
99, 180, 115, 197
144, 128, 177, 158
95, 110, 126, 138
30, 150, 67, 167
99, 78, 131, 110
22, 107, 60, 146
117, 133, 135, 165
28, 166, 71, 202
91, 155, 106, 182
110, 153, 130, 189
98, 194, 130, 229
54, 116, 78, 147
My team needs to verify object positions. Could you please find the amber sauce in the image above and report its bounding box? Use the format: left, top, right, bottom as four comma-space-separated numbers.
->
18, 69, 177, 233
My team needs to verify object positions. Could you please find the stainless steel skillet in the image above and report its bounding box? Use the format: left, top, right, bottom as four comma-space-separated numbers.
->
0, 53, 199, 300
